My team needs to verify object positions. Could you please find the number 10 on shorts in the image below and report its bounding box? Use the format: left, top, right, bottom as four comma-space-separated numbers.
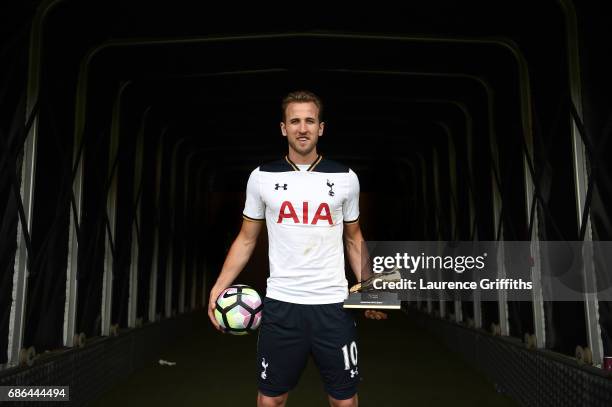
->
341, 341, 358, 370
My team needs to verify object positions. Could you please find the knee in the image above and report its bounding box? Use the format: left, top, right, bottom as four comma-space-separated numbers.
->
329, 394, 358, 407
257, 392, 288, 407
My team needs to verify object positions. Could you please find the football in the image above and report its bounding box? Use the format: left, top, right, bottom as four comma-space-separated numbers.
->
214, 284, 263, 335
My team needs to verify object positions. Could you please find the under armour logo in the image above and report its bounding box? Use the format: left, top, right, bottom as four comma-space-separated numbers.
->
275, 183, 288, 190
350, 367, 359, 378
327, 180, 335, 197
261, 358, 269, 380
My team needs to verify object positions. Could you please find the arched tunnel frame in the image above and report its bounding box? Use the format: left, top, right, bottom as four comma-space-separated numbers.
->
5, 4, 601, 368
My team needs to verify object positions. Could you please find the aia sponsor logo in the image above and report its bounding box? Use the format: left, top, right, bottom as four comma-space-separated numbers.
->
277, 201, 333, 225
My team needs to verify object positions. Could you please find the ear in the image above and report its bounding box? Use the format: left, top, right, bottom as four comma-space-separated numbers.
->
318, 121, 325, 136
280, 122, 287, 137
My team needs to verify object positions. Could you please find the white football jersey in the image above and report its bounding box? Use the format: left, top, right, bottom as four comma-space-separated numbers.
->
243, 155, 360, 304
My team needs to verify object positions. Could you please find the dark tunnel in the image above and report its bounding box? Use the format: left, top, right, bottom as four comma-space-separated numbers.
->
1, 1, 612, 406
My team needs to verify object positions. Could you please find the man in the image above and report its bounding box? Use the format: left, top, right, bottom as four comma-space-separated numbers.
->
208, 90, 386, 407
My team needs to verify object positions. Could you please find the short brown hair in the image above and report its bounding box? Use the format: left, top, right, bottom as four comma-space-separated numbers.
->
281, 90, 323, 122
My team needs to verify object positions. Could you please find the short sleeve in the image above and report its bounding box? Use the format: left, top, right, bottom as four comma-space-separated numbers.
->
243, 168, 265, 222
343, 169, 360, 224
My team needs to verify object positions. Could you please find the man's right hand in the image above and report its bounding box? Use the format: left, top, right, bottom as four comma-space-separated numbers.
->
208, 285, 226, 332
207, 219, 263, 332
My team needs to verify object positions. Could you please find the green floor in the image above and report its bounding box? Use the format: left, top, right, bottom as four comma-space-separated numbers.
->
88, 312, 517, 406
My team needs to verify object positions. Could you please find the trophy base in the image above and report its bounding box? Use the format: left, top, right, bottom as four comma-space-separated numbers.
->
343, 292, 401, 309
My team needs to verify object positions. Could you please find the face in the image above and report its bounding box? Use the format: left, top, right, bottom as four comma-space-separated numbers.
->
280, 102, 324, 157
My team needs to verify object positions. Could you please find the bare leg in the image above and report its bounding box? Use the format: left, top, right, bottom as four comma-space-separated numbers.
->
328, 393, 358, 407
257, 391, 288, 407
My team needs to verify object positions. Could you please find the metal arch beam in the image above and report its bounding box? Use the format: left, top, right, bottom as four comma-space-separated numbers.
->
558, 0, 604, 367
501, 41, 547, 350
429, 120, 471, 323
99, 81, 132, 336
416, 153, 431, 242
69, 33, 546, 92
111, 83, 490, 331
432, 128, 449, 320
63, 75, 482, 336
148, 126, 170, 323
445, 102, 484, 327
72, 34, 523, 330
178, 152, 200, 314
441, 123, 459, 241
164, 138, 188, 318
16, 4, 558, 374
103, 115, 198, 325
6, 0, 68, 368
446, 103, 476, 240
127, 106, 150, 328
102, 76, 493, 330
433, 148, 443, 312
443, 102, 481, 328
436, 75, 510, 335
63, 30, 516, 342
144, 38, 537, 348
194, 165, 209, 309
438, 122, 463, 324
62, 21, 95, 348
30, 0, 598, 375
135, 89, 520, 356
190, 164, 210, 310
181, 151, 225, 313
474, 75, 511, 337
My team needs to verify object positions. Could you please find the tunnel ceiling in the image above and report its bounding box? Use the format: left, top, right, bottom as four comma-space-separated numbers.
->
1, 0, 588, 232
29, 0, 569, 164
